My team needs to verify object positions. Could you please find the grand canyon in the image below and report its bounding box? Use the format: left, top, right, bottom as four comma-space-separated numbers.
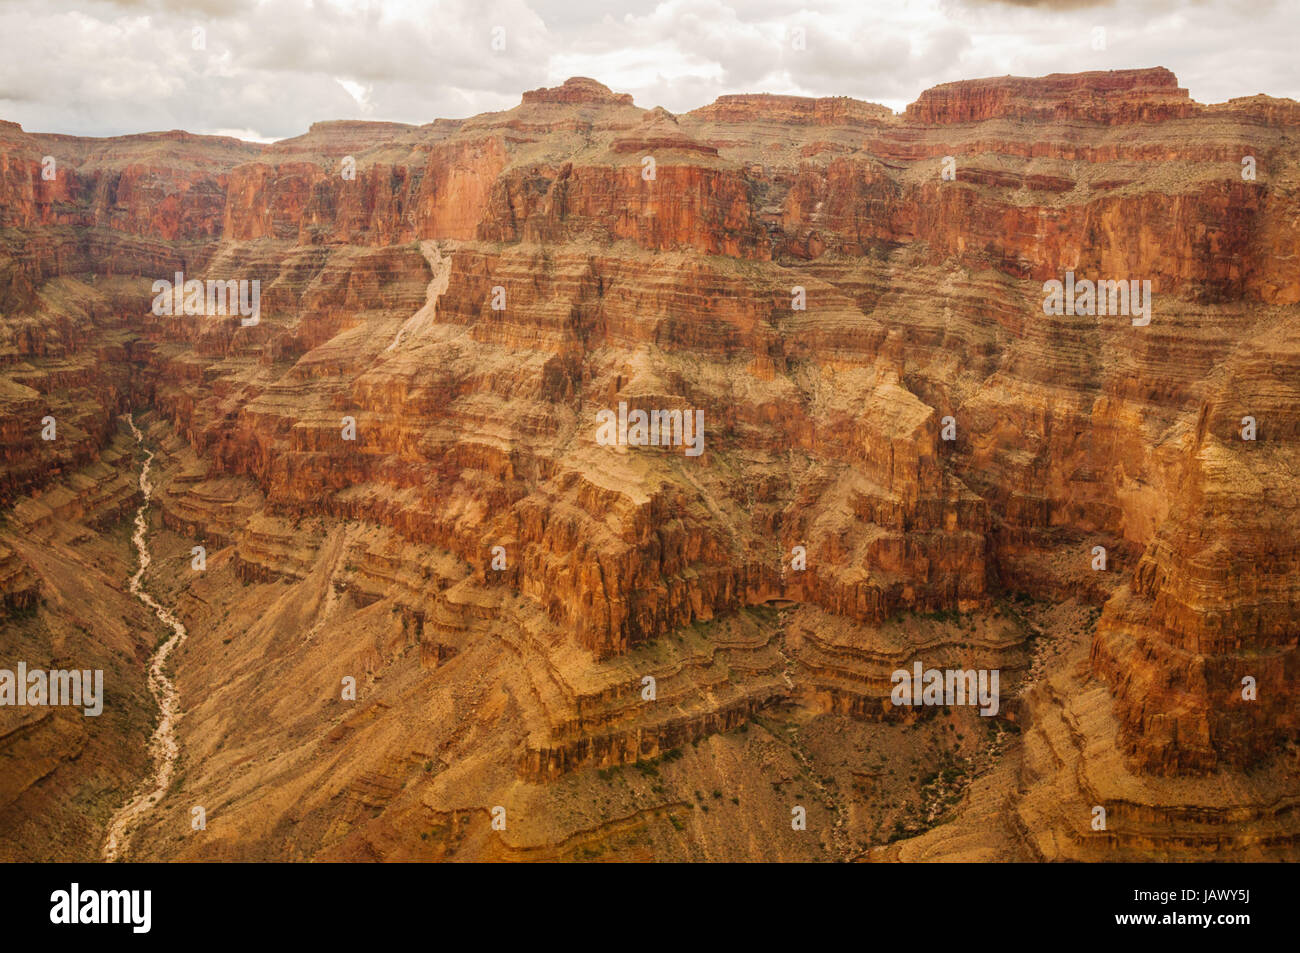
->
1, 67, 1297, 862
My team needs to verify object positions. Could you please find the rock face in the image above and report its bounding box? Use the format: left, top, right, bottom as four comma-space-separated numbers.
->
522, 77, 635, 107
1092, 331, 1300, 775
689, 94, 894, 126
1, 68, 1298, 861
905, 68, 1195, 124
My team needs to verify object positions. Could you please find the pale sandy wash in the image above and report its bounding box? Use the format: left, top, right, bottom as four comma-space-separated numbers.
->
101, 414, 189, 862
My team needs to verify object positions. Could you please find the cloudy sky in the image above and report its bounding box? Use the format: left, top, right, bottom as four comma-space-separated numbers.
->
0, 0, 1295, 141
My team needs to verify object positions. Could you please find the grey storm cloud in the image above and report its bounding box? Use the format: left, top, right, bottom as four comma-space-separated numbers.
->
0, 0, 1296, 141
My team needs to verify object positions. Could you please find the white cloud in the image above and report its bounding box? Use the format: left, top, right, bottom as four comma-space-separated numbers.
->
0, 0, 1294, 140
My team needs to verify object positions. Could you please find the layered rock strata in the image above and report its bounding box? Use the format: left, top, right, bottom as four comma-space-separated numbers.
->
2, 68, 1298, 860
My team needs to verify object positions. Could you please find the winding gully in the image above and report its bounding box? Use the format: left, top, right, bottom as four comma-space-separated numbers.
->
101, 413, 188, 862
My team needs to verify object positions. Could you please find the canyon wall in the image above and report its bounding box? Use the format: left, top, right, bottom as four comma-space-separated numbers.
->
2, 69, 1298, 860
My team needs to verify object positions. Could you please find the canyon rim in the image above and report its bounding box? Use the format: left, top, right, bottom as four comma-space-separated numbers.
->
1, 66, 1298, 864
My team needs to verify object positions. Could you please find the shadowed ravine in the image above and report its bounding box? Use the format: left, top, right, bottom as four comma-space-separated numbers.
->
101, 415, 188, 862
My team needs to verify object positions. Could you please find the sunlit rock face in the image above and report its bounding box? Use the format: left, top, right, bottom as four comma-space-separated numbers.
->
2, 69, 1298, 862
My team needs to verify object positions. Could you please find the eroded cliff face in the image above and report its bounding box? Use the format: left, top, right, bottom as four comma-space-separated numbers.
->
2, 69, 1298, 861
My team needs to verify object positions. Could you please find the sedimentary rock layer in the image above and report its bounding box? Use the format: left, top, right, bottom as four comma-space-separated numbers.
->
2, 68, 1297, 860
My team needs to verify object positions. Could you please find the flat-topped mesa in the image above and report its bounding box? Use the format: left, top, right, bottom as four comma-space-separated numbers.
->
690, 93, 894, 125
521, 76, 635, 107
1211, 93, 1300, 126
265, 119, 420, 155
905, 67, 1195, 124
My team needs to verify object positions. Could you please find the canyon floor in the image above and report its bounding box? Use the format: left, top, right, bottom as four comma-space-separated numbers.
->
2, 68, 1298, 861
